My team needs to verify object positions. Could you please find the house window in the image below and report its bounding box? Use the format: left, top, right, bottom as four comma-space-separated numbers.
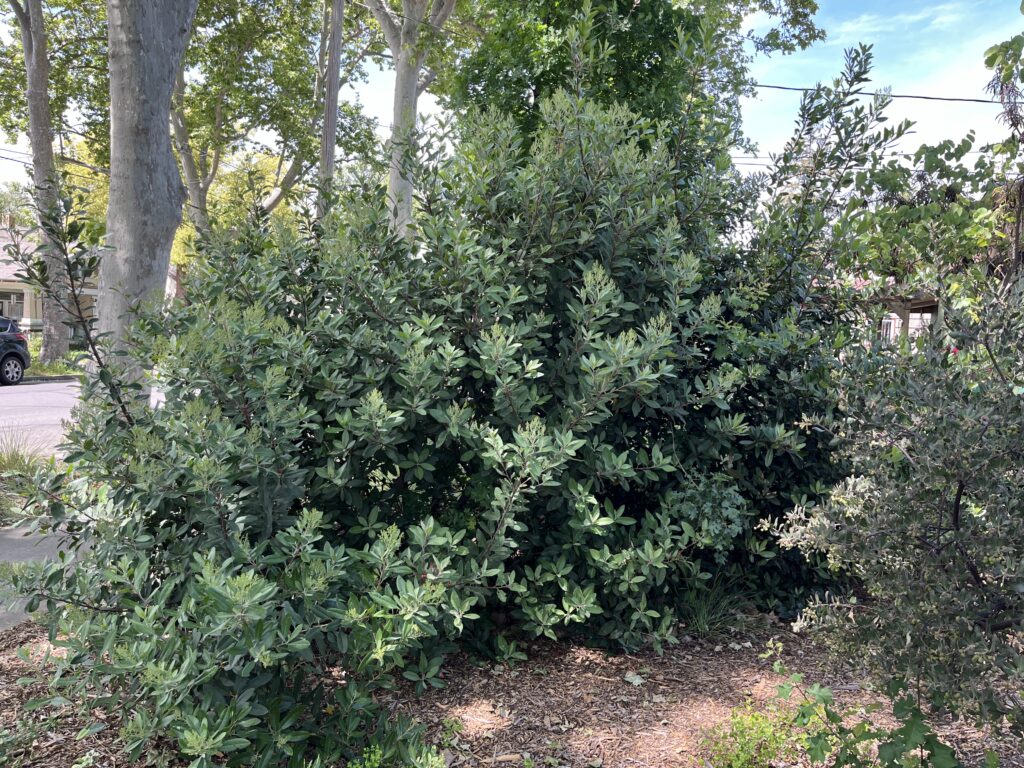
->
880, 318, 895, 342
0, 291, 24, 319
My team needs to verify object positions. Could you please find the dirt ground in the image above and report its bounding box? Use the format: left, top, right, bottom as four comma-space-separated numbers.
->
0, 619, 1020, 768
382, 627, 1022, 768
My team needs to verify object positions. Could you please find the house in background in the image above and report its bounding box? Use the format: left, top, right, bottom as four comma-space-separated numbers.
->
851, 275, 938, 343
0, 225, 44, 332
2, 219, 182, 335
0, 219, 98, 338
879, 295, 938, 342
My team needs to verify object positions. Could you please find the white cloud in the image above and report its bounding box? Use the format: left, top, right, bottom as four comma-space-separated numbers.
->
741, 1, 1015, 160
826, 3, 968, 47
742, 9, 774, 37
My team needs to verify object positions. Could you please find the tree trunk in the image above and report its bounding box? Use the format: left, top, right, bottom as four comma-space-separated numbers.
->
260, 156, 305, 214
100, 0, 198, 347
11, 0, 70, 363
317, 0, 346, 219
365, 0, 456, 238
389, 48, 420, 238
171, 68, 211, 235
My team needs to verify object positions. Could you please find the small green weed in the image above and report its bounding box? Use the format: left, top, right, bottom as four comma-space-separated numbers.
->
704, 700, 803, 768
495, 634, 528, 665
439, 717, 464, 749
347, 743, 446, 768
0, 712, 67, 768
765, 640, 965, 767
349, 745, 384, 768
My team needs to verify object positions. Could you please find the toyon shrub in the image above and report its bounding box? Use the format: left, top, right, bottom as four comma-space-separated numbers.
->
16, 62, 895, 764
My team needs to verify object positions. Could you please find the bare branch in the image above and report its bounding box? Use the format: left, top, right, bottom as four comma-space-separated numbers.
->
363, 0, 400, 54
260, 155, 308, 213
428, 0, 456, 28
417, 67, 437, 96
202, 90, 227, 191
58, 154, 109, 176
7, 0, 30, 34
980, 334, 1011, 387
340, 36, 376, 87
984, 615, 1024, 633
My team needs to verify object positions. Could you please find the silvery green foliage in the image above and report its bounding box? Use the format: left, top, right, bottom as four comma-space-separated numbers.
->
16, 67, 897, 764
782, 296, 1024, 730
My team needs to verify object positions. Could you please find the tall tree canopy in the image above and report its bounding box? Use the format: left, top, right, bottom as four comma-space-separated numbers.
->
434, 0, 823, 135
1, 0, 379, 235
0, 0, 108, 167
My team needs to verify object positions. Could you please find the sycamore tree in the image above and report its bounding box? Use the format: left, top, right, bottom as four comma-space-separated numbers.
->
2, 0, 379, 237
367, 0, 822, 238
0, 0, 107, 167
2, 0, 381, 344
363, 0, 460, 237
0, 180, 32, 224
435, 0, 823, 134
100, 0, 200, 347
173, 0, 380, 233
0, 0, 93, 360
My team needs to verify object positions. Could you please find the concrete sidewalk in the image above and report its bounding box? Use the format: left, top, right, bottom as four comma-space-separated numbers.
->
0, 381, 79, 632
0, 526, 65, 631
0, 379, 79, 456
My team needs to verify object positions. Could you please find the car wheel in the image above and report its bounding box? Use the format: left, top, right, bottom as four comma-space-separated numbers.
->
0, 355, 24, 385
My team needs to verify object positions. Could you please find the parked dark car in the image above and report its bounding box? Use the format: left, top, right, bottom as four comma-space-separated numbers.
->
0, 316, 30, 385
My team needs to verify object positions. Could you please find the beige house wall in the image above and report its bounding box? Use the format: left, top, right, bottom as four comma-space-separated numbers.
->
0, 279, 44, 332
0, 279, 98, 337
879, 310, 933, 342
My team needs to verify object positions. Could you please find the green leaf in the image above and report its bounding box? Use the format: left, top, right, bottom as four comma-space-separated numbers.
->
75, 722, 108, 740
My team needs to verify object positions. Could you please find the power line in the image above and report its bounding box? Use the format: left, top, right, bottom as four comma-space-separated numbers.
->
0, 147, 32, 159
0, 153, 98, 185
0, 152, 31, 168
348, 3, 1009, 108
752, 82, 1001, 105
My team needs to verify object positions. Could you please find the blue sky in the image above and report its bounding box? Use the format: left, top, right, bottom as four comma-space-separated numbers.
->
741, 0, 1024, 158
2, 1, 1023, 184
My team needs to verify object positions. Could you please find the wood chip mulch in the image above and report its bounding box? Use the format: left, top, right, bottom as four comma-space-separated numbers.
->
0, 621, 143, 768
382, 623, 1023, 768
1, 619, 1020, 767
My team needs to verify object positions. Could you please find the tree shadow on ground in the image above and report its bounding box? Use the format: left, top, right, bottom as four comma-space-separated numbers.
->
382, 628, 1023, 768
383, 629, 797, 767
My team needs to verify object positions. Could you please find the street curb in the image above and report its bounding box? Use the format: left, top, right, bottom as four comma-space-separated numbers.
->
21, 374, 80, 383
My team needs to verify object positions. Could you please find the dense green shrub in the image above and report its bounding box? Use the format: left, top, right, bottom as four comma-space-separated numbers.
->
134, 91, 844, 649
782, 296, 1024, 731
15, 57, 899, 764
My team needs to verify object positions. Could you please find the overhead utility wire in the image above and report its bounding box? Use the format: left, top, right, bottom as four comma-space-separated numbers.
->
752, 83, 1002, 105
350, 2, 1009, 107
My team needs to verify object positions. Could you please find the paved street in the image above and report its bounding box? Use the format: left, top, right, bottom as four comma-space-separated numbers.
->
0, 380, 78, 630
0, 380, 78, 456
